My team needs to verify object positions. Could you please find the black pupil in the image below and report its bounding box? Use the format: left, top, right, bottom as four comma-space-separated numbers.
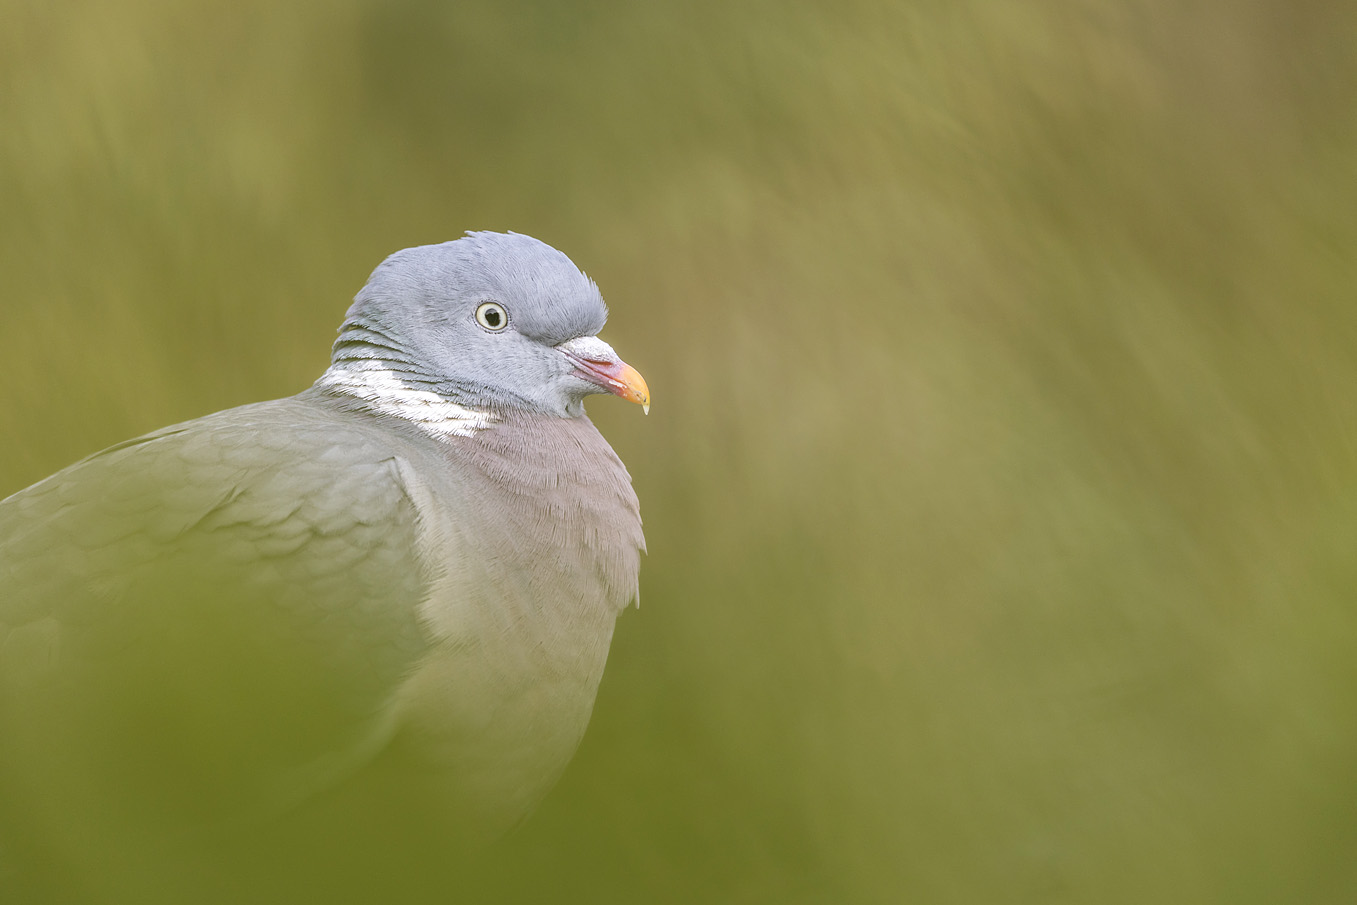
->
484, 308, 502, 327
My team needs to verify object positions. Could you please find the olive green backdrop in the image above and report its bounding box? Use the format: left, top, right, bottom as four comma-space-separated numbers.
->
3, 1, 1356, 902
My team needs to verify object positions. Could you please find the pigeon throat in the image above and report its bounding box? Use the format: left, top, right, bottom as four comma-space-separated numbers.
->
315, 361, 498, 439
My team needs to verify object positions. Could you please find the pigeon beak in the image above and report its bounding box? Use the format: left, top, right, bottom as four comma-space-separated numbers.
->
557, 336, 651, 414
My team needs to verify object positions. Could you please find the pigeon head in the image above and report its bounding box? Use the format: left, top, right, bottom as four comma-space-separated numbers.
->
324, 232, 649, 420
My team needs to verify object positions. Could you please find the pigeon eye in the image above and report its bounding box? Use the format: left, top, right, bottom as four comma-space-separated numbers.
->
475, 302, 508, 332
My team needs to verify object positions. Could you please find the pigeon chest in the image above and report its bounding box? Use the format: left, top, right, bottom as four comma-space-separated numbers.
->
384, 415, 643, 824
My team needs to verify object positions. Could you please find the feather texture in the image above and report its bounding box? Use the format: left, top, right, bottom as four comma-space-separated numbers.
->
0, 233, 646, 904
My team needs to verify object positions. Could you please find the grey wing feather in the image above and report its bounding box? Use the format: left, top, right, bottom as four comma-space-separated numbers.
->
0, 397, 434, 830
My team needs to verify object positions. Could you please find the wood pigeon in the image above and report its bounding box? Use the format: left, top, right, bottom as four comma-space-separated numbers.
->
0, 232, 649, 903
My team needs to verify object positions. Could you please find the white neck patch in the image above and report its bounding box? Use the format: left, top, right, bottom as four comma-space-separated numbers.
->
316, 363, 496, 439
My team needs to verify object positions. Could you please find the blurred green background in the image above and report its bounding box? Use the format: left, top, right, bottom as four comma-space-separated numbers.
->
4, 1, 1357, 902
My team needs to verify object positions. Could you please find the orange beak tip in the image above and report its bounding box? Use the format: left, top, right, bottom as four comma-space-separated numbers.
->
613, 361, 650, 412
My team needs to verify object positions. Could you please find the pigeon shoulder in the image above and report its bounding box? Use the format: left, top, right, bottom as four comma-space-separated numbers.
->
0, 393, 442, 665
